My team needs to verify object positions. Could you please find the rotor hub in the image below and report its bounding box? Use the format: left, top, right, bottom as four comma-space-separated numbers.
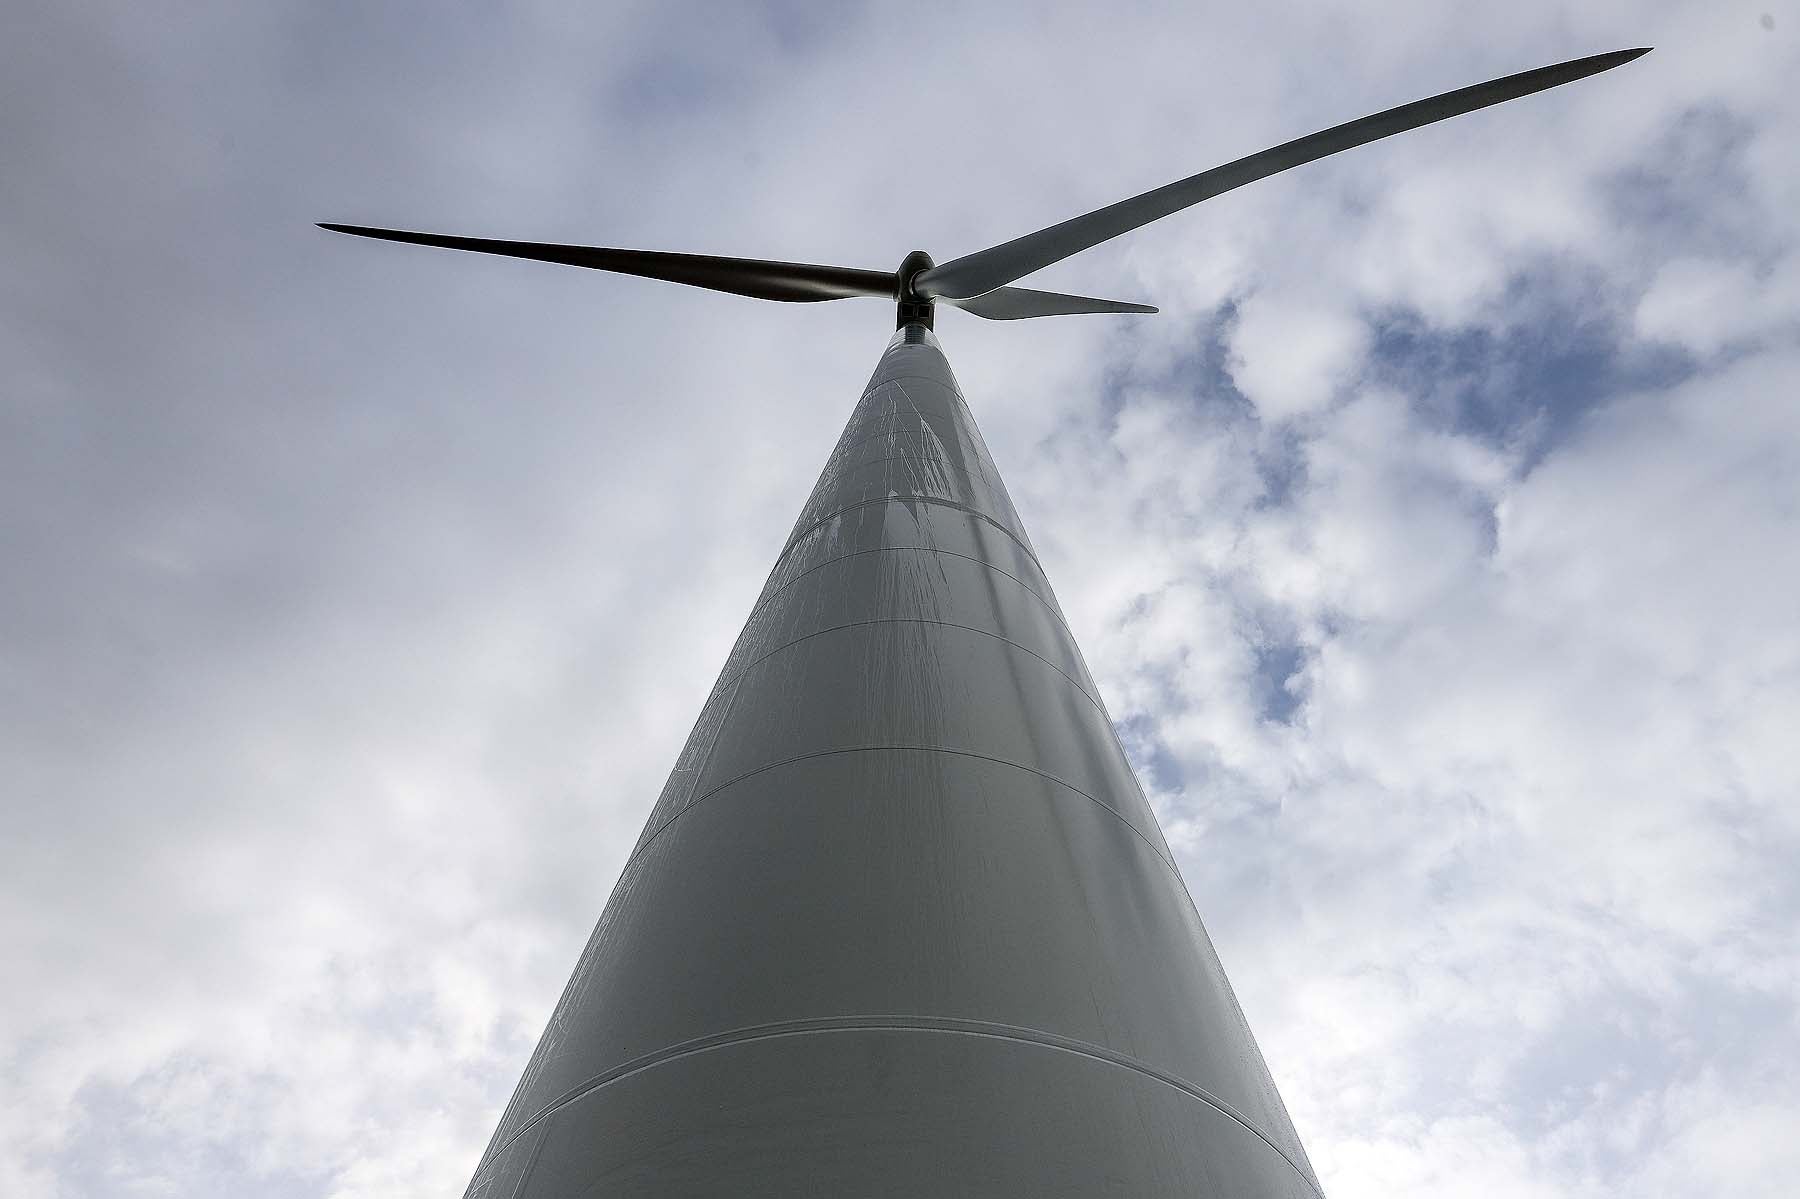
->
895, 249, 935, 329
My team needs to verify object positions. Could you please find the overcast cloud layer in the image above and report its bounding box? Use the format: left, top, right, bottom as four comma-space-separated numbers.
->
4, 3, 1798, 1196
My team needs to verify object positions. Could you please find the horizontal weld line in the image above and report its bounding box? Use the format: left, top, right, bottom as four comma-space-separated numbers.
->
778, 497, 1039, 576
628, 744, 1178, 881
742, 546, 1065, 637
717, 617, 1103, 718
502, 1121, 550, 1199
472, 1015, 1322, 1199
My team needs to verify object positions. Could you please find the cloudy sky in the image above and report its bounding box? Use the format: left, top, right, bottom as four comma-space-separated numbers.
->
5, 2, 1798, 1196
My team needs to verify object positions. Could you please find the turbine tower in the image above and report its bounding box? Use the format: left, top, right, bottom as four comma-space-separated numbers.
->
324, 48, 1646, 1198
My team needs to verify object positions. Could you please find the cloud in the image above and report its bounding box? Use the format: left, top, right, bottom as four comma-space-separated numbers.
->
1229, 294, 1370, 421
1635, 255, 1800, 354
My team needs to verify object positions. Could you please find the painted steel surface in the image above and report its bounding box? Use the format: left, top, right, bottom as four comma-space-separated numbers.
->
463, 327, 1321, 1198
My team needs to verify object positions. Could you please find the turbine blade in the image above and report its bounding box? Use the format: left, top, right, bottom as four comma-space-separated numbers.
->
317, 224, 897, 303
944, 286, 1157, 320
915, 47, 1650, 301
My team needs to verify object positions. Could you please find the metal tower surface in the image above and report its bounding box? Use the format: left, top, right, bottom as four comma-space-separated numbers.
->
461, 325, 1322, 1198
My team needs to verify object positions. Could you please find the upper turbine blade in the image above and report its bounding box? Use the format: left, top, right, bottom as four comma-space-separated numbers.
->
914, 47, 1650, 301
318, 224, 897, 303
944, 286, 1157, 320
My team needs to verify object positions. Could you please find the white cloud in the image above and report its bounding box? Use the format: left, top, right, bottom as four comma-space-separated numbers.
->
1635, 255, 1800, 354
1229, 294, 1371, 421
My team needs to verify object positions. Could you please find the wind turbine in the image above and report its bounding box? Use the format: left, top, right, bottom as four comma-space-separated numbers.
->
325, 47, 1647, 1199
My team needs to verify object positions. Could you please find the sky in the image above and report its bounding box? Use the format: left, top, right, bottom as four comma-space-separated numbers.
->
3, 2, 1798, 1196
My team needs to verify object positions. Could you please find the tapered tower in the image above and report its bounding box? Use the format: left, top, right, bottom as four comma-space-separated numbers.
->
459, 326, 1321, 1197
